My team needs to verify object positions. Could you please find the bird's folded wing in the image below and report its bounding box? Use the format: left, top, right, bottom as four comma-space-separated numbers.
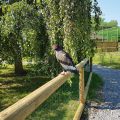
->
56, 51, 74, 66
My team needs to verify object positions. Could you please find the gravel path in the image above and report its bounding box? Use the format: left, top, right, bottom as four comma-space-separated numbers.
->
88, 65, 120, 120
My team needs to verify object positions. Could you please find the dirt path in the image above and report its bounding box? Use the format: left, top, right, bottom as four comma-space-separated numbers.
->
88, 65, 120, 120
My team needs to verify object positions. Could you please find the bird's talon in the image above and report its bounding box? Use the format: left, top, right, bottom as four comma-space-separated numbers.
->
60, 71, 66, 75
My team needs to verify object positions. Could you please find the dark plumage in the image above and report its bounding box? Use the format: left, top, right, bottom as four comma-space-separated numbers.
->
52, 44, 78, 74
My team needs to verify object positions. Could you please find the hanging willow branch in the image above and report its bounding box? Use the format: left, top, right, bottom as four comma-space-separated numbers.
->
93, 0, 102, 30
39, 0, 101, 62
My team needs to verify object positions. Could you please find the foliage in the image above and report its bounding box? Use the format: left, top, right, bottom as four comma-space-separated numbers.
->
0, 1, 48, 74
92, 0, 102, 30
28, 56, 62, 77
100, 18, 118, 29
1, 2, 37, 57
0, 0, 101, 75
92, 17, 118, 30
39, 0, 101, 64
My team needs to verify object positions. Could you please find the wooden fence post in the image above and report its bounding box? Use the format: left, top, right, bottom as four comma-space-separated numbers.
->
73, 58, 93, 120
79, 67, 85, 104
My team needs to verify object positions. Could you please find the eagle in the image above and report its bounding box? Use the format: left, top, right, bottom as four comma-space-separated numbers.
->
52, 44, 78, 75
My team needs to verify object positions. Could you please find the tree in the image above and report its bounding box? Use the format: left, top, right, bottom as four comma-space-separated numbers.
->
39, 0, 101, 63
0, 0, 101, 76
99, 18, 118, 29
0, 1, 48, 75
107, 20, 118, 28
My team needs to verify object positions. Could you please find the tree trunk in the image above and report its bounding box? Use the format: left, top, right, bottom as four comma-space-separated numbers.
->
14, 54, 25, 75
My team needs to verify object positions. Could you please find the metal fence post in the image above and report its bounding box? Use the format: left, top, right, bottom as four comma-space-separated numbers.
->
90, 57, 92, 72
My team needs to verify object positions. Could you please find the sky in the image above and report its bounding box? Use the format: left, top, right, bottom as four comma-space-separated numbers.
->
97, 0, 120, 26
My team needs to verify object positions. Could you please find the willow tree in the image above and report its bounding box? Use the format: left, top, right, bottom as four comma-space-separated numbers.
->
39, 0, 101, 64
0, 1, 48, 74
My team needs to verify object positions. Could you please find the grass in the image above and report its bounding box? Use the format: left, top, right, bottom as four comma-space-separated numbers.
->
26, 75, 80, 120
0, 64, 103, 120
87, 73, 103, 102
0, 67, 80, 119
93, 52, 120, 69
0, 67, 50, 111
27, 71, 103, 120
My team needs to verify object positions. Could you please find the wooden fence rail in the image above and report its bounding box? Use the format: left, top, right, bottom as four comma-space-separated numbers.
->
97, 41, 118, 52
73, 58, 92, 120
0, 58, 92, 120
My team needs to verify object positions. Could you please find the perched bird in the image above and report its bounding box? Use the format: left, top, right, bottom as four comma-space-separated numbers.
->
52, 44, 78, 75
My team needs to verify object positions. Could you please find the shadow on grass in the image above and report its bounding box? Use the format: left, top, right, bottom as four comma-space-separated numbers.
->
0, 73, 80, 120
26, 75, 79, 120
0, 71, 91, 120
0, 76, 50, 111
27, 71, 91, 120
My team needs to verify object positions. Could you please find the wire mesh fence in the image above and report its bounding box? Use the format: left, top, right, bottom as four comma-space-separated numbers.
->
98, 27, 120, 42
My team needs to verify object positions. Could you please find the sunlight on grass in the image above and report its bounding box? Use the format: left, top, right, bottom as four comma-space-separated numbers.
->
0, 73, 50, 111
0, 65, 103, 120
0, 66, 80, 120
0, 67, 14, 75
93, 52, 120, 69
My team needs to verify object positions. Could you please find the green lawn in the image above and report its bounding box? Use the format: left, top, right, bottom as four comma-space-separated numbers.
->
0, 67, 80, 119
27, 75, 80, 120
87, 73, 103, 102
0, 67, 50, 111
93, 52, 120, 69
0, 66, 103, 120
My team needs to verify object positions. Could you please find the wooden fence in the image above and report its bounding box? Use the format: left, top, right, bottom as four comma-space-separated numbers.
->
97, 41, 118, 52
0, 58, 92, 120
